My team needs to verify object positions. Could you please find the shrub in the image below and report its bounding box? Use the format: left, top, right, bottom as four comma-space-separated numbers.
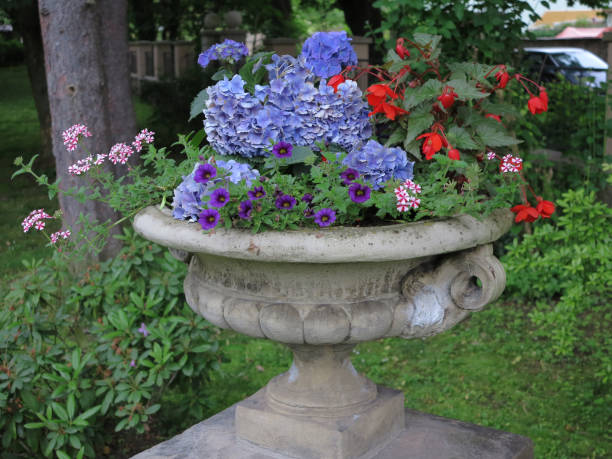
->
502, 189, 611, 385
0, 36, 25, 66
0, 229, 222, 457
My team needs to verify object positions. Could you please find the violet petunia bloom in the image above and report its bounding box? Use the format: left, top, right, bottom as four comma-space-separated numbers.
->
275, 194, 297, 210
301, 193, 314, 203
238, 200, 253, 219
248, 185, 266, 200
314, 208, 336, 227
138, 323, 149, 337
272, 141, 293, 158
198, 208, 220, 230
209, 188, 230, 208
194, 164, 217, 183
340, 168, 359, 185
348, 183, 371, 203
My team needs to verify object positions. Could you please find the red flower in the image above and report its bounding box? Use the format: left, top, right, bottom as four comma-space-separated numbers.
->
495, 69, 510, 89
447, 148, 460, 160
417, 132, 446, 160
485, 113, 502, 123
511, 203, 539, 223
327, 74, 345, 93
437, 86, 458, 109
367, 84, 407, 120
536, 198, 555, 218
528, 90, 548, 115
395, 38, 410, 59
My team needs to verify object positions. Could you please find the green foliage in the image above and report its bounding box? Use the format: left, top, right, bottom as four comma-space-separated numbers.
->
372, 0, 539, 63
0, 35, 24, 66
0, 229, 223, 457
503, 189, 611, 386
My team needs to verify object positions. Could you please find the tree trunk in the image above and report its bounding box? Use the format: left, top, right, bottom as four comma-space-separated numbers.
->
38, 0, 137, 260
8, 0, 53, 169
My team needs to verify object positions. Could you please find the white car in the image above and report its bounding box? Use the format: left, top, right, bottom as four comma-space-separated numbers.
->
523, 47, 608, 87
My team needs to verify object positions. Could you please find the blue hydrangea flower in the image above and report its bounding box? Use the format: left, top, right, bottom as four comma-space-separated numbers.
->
172, 160, 259, 220
343, 140, 414, 190
300, 31, 358, 78
198, 39, 249, 69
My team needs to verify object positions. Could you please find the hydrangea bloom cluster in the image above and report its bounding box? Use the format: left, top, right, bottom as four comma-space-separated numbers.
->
203, 56, 371, 158
299, 31, 357, 78
343, 140, 414, 190
198, 39, 249, 69
172, 160, 259, 220
22, 208, 53, 232
62, 124, 92, 151
394, 179, 422, 212
500, 154, 523, 173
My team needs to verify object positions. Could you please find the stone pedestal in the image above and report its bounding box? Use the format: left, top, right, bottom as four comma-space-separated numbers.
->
132, 390, 533, 459
132, 206, 528, 459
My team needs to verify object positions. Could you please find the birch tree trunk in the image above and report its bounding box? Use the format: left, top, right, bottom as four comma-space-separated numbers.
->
38, 0, 137, 259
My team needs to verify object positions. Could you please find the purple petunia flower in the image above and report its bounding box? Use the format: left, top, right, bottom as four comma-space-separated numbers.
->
314, 208, 336, 227
247, 185, 266, 200
275, 194, 297, 210
348, 183, 371, 203
209, 188, 230, 208
303, 207, 315, 218
138, 322, 149, 337
238, 200, 253, 219
340, 168, 360, 185
301, 193, 314, 203
199, 208, 220, 230
194, 163, 217, 183
272, 141, 293, 158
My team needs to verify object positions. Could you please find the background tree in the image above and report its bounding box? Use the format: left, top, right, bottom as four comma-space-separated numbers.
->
38, 0, 137, 259
2, 0, 52, 167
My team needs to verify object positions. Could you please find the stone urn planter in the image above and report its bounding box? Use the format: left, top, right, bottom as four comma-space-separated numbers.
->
132, 206, 533, 459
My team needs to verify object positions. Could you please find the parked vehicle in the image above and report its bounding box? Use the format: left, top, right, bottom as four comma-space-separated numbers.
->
523, 47, 608, 87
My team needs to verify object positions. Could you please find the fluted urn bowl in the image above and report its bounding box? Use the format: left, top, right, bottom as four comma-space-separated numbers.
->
133, 206, 512, 459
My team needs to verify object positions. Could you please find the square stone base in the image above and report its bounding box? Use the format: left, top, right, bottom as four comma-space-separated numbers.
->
132, 388, 534, 459
235, 386, 405, 459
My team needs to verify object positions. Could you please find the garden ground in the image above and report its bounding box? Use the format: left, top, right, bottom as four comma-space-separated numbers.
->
0, 65, 609, 458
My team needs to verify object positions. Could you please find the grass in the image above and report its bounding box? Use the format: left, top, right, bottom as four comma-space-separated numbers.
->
1, 64, 609, 458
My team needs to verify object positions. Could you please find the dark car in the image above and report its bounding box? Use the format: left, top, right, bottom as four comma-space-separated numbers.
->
523, 47, 608, 87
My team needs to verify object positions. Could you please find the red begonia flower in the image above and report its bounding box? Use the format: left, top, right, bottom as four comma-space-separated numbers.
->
327, 74, 345, 93
536, 198, 555, 218
369, 101, 409, 120
485, 113, 502, 122
528, 91, 548, 115
437, 86, 458, 109
447, 148, 460, 160
417, 132, 445, 160
511, 203, 539, 223
395, 38, 410, 59
495, 69, 510, 89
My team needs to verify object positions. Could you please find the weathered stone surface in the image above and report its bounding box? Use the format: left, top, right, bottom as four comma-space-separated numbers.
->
131, 392, 533, 459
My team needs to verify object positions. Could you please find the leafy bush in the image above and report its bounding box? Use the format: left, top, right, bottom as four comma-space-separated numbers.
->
0, 36, 24, 66
502, 189, 611, 386
0, 229, 223, 457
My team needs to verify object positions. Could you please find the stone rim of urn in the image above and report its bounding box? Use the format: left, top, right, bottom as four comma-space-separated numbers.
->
133, 207, 512, 458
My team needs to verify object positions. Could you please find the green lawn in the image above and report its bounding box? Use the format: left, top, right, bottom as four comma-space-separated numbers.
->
1, 65, 609, 458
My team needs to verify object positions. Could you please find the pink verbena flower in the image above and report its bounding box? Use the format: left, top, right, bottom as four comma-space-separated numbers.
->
132, 128, 155, 152
486, 151, 496, 161
68, 156, 93, 175
108, 143, 134, 165
22, 209, 53, 232
50, 230, 71, 244
403, 179, 421, 194
62, 124, 92, 152
500, 154, 523, 173
395, 180, 422, 212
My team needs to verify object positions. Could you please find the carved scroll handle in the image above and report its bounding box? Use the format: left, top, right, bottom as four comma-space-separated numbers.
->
168, 247, 192, 264
449, 244, 506, 310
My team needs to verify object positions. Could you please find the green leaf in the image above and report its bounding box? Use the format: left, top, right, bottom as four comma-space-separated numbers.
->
71, 350, 80, 373
445, 76, 488, 101
404, 106, 434, 147
475, 124, 522, 147
284, 146, 316, 165
145, 404, 161, 415
24, 422, 46, 429
189, 89, 209, 122
403, 80, 442, 109
385, 128, 406, 147
66, 394, 76, 420
52, 402, 69, 422
75, 405, 100, 422
446, 126, 479, 150
211, 68, 231, 81
56, 450, 71, 459
68, 435, 82, 450
480, 100, 520, 117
